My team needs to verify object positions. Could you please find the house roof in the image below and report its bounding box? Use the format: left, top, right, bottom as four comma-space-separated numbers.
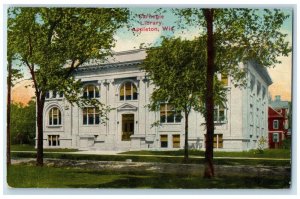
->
270, 100, 290, 109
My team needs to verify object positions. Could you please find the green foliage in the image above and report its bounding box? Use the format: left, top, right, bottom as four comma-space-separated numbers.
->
10, 144, 35, 151
8, 7, 130, 108
141, 37, 227, 116
281, 138, 291, 150
255, 136, 267, 154
174, 8, 291, 87
8, 8, 130, 163
10, 100, 36, 145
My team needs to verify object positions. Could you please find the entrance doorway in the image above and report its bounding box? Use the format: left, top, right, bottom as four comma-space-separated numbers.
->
122, 114, 134, 141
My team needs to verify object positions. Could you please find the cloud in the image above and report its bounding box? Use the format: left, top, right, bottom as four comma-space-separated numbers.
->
173, 26, 202, 40
113, 29, 162, 52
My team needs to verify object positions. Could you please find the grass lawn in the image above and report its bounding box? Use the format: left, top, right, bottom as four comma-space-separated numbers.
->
7, 164, 290, 188
11, 151, 291, 167
120, 149, 291, 159
11, 144, 78, 152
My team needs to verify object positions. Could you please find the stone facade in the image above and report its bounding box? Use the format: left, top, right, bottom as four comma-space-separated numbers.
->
41, 49, 272, 151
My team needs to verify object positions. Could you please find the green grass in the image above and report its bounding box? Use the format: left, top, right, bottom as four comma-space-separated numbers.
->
11, 144, 78, 152
11, 151, 291, 167
11, 145, 290, 159
11, 144, 35, 151
7, 164, 290, 188
120, 149, 291, 159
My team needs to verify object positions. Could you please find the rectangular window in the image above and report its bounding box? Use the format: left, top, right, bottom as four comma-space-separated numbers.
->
250, 73, 255, 91
160, 105, 166, 123
249, 104, 253, 124
273, 133, 279, 143
48, 135, 60, 146
262, 86, 266, 99
83, 107, 100, 125
221, 74, 228, 86
166, 104, 175, 123
205, 134, 223, 149
52, 91, 57, 98
59, 91, 64, 98
172, 134, 180, 148
214, 105, 226, 123
46, 91, 50, 99
273, 120, 279, 129
257, 81, 261, 95
160, 103, 181, 123
160, 135, 168, 148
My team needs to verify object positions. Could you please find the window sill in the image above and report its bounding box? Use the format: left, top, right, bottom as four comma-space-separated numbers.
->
45, 98, 63, 101
161, 122, 182, 125
214, 121, 227, 124
119, 100, 138, 102
83, 97, 101, 99
47, 125, 63, 128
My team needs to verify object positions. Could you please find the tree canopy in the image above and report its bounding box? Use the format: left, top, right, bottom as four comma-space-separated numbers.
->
142, 37, 227, 113
7, 7, 130, 166
10, 100, 36, 145
8, 7, 129, 103
141, 36, 227, 161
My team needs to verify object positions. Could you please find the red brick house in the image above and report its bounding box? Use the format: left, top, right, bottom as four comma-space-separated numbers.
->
268, 96, 289, 149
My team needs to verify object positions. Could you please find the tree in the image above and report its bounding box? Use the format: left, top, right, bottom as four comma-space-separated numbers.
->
175, 8, 291, 178
7, 55, 12, 167
8, 7, 129, 166
141, 37, 227, 162
7, 34, 23, 167
10, 100, 36, 145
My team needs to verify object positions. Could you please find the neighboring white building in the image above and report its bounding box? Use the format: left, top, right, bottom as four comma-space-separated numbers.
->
41, 49, 272, 151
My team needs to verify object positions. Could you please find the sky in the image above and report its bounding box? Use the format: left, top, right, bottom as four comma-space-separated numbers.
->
112, 8, 293, 101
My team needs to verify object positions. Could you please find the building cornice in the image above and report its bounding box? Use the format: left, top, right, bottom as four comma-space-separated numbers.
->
249, 60, 273, 86
75, 60, 143, 73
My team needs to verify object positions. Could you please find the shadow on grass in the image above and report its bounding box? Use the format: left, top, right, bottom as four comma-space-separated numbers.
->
7, 164, 290, 189
68, 170, 291, 189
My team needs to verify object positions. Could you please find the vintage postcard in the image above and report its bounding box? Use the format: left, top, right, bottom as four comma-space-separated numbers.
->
4, 4, 293, 194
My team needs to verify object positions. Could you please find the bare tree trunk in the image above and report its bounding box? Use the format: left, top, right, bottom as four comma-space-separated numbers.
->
203, 8, 215, 178
7, 58, 12, 167
184, 110, 189, 163
36, 98, 45, 166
